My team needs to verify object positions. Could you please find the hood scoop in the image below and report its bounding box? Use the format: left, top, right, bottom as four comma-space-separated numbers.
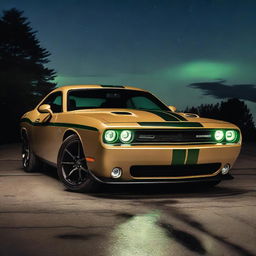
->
111, 111, 132, 115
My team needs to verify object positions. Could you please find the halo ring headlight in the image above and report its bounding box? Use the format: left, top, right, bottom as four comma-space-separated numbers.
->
214, 130, 224, 142
104, 130, 118, 143
120, 130, 134, 143
226, 130, 236, 142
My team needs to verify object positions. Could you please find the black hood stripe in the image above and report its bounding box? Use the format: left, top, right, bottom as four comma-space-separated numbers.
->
145, 110, 180, 121
168, 112, 187, 121
138, 122, 203, 127
145, 110, 188, 121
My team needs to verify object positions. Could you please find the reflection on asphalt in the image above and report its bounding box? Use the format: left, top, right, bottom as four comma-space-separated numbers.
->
109, 210, 207, 256
108, 211, 171, 256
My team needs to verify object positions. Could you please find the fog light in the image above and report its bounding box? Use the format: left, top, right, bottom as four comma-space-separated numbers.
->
111, 167, 122, 178
221, 164, 230, 175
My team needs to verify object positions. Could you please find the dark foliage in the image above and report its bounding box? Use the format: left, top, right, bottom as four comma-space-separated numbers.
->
185, 98, 256, 141
0, 9, 56, 144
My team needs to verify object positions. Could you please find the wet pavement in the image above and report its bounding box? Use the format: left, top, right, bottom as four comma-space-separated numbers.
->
0, 143, 255, 256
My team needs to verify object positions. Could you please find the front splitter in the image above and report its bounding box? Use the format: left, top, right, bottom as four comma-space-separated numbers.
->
88, 170, 233, 185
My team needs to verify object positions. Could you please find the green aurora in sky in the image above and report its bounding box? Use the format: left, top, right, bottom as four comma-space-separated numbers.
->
172, 61, 237, 80
55, 60, 238, 85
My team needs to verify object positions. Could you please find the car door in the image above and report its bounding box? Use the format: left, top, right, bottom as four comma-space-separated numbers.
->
32, 91, 63, 163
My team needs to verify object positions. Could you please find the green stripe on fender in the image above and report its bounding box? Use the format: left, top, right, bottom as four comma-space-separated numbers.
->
186, 149, 200, 165
171, 149, 186, 165
20, 118, 98, 131
138, 122, 203, 127
49, 122, 98, 131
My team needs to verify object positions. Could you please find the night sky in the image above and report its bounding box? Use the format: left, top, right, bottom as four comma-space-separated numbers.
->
1, 0, 256, 121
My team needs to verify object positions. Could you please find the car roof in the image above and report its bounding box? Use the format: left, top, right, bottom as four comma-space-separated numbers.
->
52, 84, 146, 93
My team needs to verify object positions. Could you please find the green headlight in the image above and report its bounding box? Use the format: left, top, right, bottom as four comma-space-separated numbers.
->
226, 130, 237, 142
120, 130, 134, 143
104, 130, 118, 143
214, 130, 224, 141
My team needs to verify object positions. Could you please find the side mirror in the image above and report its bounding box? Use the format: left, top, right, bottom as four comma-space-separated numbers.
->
168, 106, 177, 112
38, 104, 53, 115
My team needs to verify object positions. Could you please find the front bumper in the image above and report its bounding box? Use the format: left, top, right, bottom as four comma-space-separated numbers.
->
87, 143, 241, 181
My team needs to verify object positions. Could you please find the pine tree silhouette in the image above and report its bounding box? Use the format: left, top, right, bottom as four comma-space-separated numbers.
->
0, 8, 56, 143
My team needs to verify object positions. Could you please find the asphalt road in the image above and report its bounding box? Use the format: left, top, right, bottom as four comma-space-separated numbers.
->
0, 144, 255, 256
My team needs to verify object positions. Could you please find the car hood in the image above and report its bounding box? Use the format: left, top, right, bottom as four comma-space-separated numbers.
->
72, 108, 233, 128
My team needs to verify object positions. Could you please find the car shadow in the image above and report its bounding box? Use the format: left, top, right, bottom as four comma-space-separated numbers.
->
89, 182, 251, 199
37, 165, 252, 200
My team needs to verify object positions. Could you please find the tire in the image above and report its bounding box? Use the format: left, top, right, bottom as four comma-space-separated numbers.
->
21, 134, 41, 172
57, 134, 98, 192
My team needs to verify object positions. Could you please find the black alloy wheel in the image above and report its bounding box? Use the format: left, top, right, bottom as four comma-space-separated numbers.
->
21, 133, 41, 172
57, 134, 97, 192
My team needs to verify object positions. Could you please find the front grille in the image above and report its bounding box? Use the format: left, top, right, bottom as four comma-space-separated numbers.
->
130, 163, 221, 177
133, 129, 215, 144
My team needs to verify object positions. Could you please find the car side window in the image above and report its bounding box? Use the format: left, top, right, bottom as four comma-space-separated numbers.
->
40, 92, 63, 113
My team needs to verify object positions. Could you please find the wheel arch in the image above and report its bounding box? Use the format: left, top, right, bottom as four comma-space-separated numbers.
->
63, 129, 82, 141
62, 129, 86, 151
61, 129, 89, 160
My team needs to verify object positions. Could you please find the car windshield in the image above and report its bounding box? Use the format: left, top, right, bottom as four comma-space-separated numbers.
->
67, 89, 170, 111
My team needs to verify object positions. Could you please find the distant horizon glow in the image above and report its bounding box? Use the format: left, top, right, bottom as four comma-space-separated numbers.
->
174, 61, 238, 80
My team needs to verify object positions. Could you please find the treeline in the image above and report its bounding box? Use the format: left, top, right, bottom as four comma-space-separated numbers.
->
0, 9, 56, 144
185, 98, 256, 141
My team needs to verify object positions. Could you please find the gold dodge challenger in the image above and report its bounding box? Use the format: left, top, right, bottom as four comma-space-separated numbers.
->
20, 85, 241, 192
